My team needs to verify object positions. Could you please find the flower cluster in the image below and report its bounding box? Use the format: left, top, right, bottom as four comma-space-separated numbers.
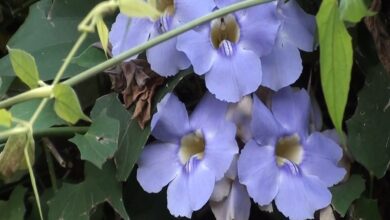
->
109, 0, 346, 219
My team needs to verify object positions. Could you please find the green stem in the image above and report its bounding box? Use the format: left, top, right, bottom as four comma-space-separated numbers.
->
64, 0, 272, 86
29, 98, 49, 125
0, 126, 89, 143
0, 86, 52, 109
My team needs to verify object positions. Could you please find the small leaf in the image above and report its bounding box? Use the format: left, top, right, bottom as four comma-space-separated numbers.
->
352, 198, 382, 220
71, 46, 106, 69
48, 162, 129, 220
8, 48, 40, 88
316, 0, 353, 133
53, 84, 91, 124
330, 175, 365, 217
91, 70, 190, 181
119, 0, 161, 20
0, 109, 12, 127
339, 0, 376, 23
95, 16, 109, 56
70, 114, 120, 169
0, 186, 27, 220
0, 133, 34, 182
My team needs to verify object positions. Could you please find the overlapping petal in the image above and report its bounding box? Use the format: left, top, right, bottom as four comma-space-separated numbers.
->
238, 141, 280, 205
151, 93, 190, 142
205, 48, 262, 102
301, 132, 346, 186
137, 143, 181, 193
109, 15, 153, 59
271, 87, 310, 138
175, 0, 216, 23
275, 171, 331, 220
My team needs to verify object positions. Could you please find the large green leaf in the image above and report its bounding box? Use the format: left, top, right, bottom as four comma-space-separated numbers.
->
330, 175, 365, 217
70, 113, 120, 169
91, 70, 190, 181
71, 46, 107, 69
352, 198, 382, 220
339, 0, 375, 23
0, 186, 27, 220
0, 0, 100, 80
347, 63, 390, 177
48, 162, 129, 220
316, 0, 353, 133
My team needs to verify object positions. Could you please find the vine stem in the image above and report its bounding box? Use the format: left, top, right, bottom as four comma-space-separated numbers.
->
0, 0, 273, 109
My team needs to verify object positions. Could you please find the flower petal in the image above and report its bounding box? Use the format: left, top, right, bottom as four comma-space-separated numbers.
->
205, 48, 262, 102
190, 92, 230, 139
147, 31, 190, 76
167, 171, 192, 218
238, 141, 280, 205
177, 29, 217, 75
251, 95, 282, 146
279, 0, 316, 52
136, 142, 181, 193
175, 0, 215, 23
203, 125, 238, 180
215, 0, 238, 8
210, 179, 251, 220
275, 172, 331, 220
271, 87, 310, 138
109, 14, 153, 59
151, 93, 190, 142
210, 177, 231, 202
239, 2, 281, 57
261, 36, 302, 91
301, 132, 346, 186
188, 159, 216, 210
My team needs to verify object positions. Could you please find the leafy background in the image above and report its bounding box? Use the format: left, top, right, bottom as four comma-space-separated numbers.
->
0, 0, 389, 219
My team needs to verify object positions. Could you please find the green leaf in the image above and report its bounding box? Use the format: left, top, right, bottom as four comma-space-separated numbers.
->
91, 70, 190, 180
0, 133, 34, 182
0, 109, 12, 127
330, 175, 365, 217
0, 186, 27, 220
53, 84, 91, 124
48, 162, 129, 220
8, 99, 64, 130
347, 65, 390, 177
352, 198, 382, 220
0, 0, 100, 80
70, 114, 120, 169
95, 16, 109, 55
8, 48, 40, 88
71, 46, 106, 69
316, 0, 353, 133
339, 0, 375, 23
119, 0, 161, 19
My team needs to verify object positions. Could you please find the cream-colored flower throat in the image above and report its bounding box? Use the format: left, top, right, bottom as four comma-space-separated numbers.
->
156, 0, 175, 15
210, 14, 241, 52
275, 134, 303, 166
179, 130, 205, 164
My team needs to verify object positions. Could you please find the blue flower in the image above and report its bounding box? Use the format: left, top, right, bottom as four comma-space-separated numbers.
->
137, 92, 238, 217
177, 1, 281, 102
109, 0, 215, 76
261, 0, 316, 90
237, 87, 346, 220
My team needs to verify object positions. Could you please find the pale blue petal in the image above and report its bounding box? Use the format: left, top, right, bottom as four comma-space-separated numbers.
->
175, 0, 215, 23
167, 171, 192, 218
275, 172, 331, 220
301, 132, 346, 186
261, 35, 302, 91
136, 143, 181, 193
151, 93, 190, 142
109, 14, 153, 59
271, 87, 310, 138
205, 48, 262, 102
238, 141, 280, 205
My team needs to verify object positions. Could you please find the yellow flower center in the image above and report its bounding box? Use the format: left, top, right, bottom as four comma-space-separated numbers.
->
179, 130, 206, 164
210, 14, 240, 49
156, 0, 175, 15
275, 134, 303, 166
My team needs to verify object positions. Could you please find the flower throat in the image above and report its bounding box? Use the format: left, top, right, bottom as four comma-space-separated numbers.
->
210, 14, 240, 52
